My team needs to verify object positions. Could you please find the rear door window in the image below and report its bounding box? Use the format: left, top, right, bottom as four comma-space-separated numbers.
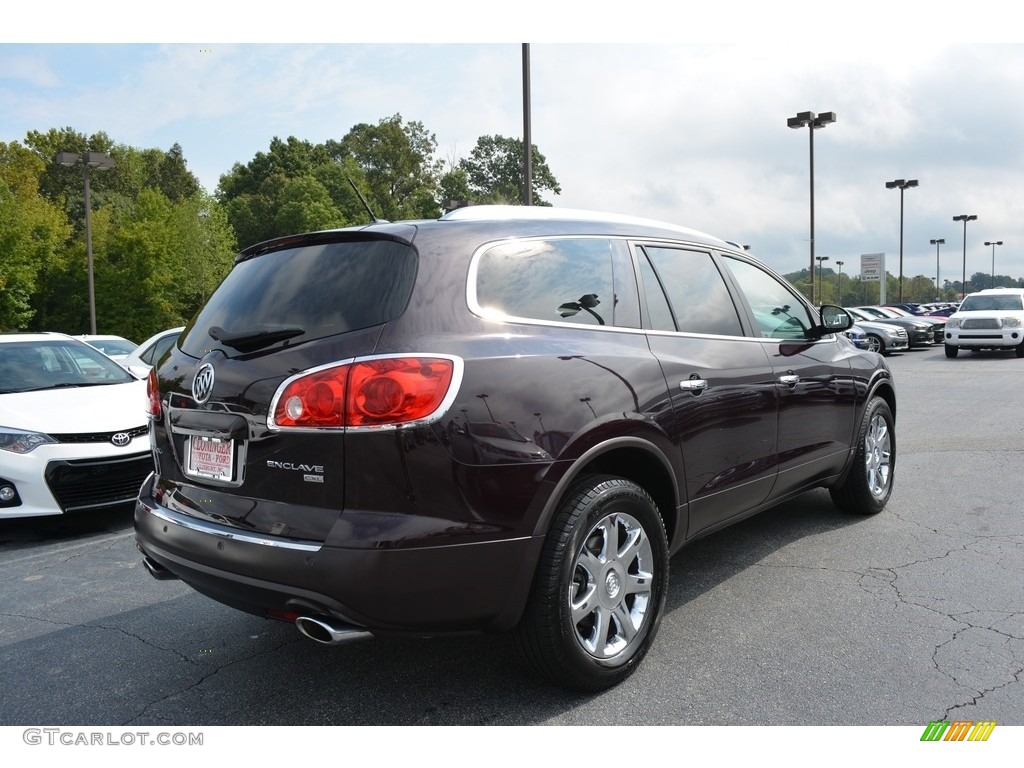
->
640, 246, 744, 336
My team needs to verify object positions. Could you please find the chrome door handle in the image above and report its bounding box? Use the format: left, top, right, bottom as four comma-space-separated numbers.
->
679, 379, 708, 392
778, 374, 799, 386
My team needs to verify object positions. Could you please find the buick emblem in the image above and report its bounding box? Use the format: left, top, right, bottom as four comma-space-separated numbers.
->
111, 432, 131, 447
192, 363, 215, 404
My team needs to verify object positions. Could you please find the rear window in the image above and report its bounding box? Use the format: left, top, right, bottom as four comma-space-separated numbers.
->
180, 238, 417, 357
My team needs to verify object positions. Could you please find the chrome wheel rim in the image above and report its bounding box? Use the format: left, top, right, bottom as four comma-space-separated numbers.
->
864, 413, 892, 498
866, 336, 882, 353
568, 511, 654, 662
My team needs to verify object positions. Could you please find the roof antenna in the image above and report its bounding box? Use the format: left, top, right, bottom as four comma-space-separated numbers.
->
347, 177, 387, 224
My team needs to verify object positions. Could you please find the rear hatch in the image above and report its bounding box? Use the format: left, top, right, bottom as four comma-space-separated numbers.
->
150, 230, 418, 543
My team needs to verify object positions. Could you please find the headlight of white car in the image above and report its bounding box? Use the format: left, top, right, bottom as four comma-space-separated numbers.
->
0, 427, 57, 454
1000, 317, 1022, 328
946, 318, 962, 329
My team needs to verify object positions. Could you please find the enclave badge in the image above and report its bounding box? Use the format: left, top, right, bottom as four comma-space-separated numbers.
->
192, 363, 215, 404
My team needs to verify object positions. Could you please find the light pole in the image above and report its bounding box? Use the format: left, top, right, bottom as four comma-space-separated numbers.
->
835, 260, 844, 303
815, 255, 830, 304
56, 150, 115, 334
953, 214, 977, 298
788, 110, 836, 305
930, 238, 945, 298
522, 43, 532, 206
984, 240, 1003, 288
885, 179, 918, 303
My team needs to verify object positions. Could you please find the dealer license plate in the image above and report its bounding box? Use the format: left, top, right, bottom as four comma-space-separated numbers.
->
186, 436, 235, 482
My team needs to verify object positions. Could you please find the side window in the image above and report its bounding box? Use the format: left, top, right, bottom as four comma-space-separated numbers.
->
146, 334, 178, 365
723, 256, 817, 340
475, 238, 618, 327
642, 246, 744, 336
638, 253, 677, 332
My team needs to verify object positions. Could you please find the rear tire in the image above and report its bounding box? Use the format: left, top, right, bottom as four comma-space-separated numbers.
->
1016, 341, 1024, 358
830, 397, 895, 516
945, 344, 958, 358
513, 475, 668, 691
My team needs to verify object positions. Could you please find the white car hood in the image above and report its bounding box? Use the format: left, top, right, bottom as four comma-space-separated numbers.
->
0, 379, 148, 433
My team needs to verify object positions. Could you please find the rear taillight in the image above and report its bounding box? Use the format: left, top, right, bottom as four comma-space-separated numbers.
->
147, 367, 161, 419
269, 355, 460, 430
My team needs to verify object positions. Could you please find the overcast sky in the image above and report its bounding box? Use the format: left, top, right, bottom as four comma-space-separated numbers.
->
4, 2, 1023, 287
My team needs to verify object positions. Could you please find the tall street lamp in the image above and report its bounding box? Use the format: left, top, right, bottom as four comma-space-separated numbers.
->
953, 214, 977, 298
930, 238, 945, 298
788, 110, 836, 305
815, 255, 830, 303
835, 260, 844, 302
56, 150, 115, 335
885, 179, 918, 303
984, 240, 1003, 288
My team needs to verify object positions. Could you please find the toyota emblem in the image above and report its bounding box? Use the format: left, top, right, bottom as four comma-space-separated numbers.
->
192, 363, 215, 404
111, 432, 131, 447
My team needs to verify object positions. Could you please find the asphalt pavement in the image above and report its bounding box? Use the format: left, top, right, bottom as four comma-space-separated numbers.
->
1, 343, 1021, 727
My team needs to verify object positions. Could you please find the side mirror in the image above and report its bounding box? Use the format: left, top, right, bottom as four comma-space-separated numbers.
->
819, 305, 853, 333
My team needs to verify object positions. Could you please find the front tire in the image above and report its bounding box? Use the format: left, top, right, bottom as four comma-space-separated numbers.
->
514, 475, 668, 691
830, 397, 895, 515
945, 344, 958, 358
865, 334, 885, 355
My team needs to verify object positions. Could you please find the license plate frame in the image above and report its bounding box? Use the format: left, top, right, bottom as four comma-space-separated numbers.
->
185, 435, 235, 482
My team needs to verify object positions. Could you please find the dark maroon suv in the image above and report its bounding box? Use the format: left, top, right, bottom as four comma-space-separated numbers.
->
135, 205, 896, 691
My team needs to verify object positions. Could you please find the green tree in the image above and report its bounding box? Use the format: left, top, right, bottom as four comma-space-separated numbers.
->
273, 176, 347, 235
218, 136, 356, 248
0, 141, 71, 330
454, 134, 561, 206
336, 114, 443, 220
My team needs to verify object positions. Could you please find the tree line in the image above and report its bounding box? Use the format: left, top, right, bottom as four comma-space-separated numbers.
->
784, 267, 1024, 307
0, 115, 561, 343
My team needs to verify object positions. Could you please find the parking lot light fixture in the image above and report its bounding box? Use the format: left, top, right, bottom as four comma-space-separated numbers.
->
788, 110, 836, 305
886, 179, 918, 303
55, 150, 116, 335
953, 214, 978, 298
930, 238, 945, 297
984, 240, 1003, 288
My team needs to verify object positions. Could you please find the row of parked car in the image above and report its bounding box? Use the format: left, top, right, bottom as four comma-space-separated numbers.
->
0, 326, 182, 519
843, 304, 947, 355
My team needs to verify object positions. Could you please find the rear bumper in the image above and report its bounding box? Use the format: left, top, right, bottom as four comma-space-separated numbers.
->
134, 486, 543, 634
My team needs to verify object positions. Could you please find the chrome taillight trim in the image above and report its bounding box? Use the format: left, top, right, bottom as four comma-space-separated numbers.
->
266, 353, 465, 434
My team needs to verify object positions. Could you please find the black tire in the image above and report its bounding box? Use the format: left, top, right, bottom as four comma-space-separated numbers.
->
945, 344, 958, 358
513, 475, 669, 692
865, 335, 885, 355
830, 397, 895, 515
1016, 341, 1024, 358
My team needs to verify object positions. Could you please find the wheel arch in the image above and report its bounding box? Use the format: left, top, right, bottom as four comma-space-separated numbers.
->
533, 437, 681, 548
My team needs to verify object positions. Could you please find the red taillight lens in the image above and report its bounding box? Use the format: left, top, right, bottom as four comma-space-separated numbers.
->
147, 367, 161, 419
272, 356, 457, 429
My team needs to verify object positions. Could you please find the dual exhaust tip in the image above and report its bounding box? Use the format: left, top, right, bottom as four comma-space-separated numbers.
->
295, 615, 374, 645
141, 553, 372, 646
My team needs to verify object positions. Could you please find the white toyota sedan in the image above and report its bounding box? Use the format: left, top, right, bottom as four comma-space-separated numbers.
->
0, 333, 152, 519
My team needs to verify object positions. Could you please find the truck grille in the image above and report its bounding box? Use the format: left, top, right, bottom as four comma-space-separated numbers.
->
963, 318, 999, 329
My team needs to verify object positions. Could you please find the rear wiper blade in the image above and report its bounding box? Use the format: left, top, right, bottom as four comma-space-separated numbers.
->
209, 326, 305, 353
